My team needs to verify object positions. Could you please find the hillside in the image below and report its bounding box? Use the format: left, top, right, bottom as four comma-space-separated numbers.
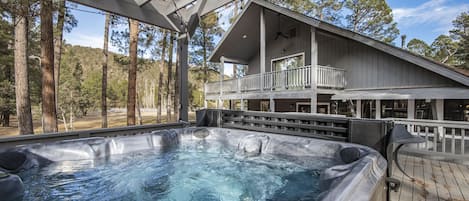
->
60, 44, 221, 111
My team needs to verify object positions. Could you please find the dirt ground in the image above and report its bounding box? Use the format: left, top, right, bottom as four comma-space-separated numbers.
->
0, 111, 195, 137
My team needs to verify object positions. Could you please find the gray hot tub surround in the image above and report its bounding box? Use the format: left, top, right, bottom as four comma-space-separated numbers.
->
0, 127, 387, 201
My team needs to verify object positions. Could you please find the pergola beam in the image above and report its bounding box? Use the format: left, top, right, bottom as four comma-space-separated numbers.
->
70, 0, 180, 32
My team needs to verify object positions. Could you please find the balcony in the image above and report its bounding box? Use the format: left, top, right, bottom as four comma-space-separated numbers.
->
205, 65, 346, 96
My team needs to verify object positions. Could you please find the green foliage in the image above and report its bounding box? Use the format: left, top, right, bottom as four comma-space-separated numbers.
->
450, 12, 469, 69
190, 12, 223, 72
430, 35, 458, 65
345, 0, 399, 43
407, 38, 431, 57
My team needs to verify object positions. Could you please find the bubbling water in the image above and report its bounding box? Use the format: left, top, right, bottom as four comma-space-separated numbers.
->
19, 140, 333, 201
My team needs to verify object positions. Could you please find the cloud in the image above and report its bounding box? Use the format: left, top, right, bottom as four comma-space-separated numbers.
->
393, 0, 469, 33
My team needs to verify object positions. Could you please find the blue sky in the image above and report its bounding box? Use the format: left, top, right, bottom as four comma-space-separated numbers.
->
63, 0, 469, 75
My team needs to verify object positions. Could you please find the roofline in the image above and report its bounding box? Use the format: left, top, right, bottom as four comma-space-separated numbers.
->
210, 0, 469, 86
208, 0, 254, 62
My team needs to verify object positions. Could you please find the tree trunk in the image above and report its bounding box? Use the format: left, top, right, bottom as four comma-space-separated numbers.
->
137, 91, 142, 125
14, 5, 34, 134
41, 0, 58, 133
166, 32, 174, 122
174, 37, 180, 120
54, 0, 65, 115
102, 13, 110, 128
157, 30, 168, 123
127, 19, 139, 126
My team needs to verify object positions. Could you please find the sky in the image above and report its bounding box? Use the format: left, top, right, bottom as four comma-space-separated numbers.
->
63, 0, 469, 75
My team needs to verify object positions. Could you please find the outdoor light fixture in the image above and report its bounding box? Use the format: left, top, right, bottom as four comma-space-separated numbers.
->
242, 34, 247, 39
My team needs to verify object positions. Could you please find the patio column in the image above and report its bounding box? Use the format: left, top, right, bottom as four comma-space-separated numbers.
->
310, 27, 318, 113
240, 99, 245, 110
408, 99, 415, 119
436, 99, 444, 121
270, 98, 275, 112
356, 100, 362, 118
218, 56, 225, 109
375, 99, 381, 119
436, 99, 444, 140
177, 35, 189, 121
260, 8, 265, 91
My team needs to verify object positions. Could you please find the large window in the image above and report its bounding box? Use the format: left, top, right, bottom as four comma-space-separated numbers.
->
381, 100, 408, 118
415, 100, 434, 120
361, 100, 376, 119
332, 100, 357, 117
271, 53, 304, 71
444, 100, 469, 121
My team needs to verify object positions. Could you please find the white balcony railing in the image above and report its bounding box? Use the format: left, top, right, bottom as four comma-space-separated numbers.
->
205, 65, 346, 95
389, 118, 469, 156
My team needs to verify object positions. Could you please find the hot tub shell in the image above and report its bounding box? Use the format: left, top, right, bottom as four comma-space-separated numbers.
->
0, 127, 386, 201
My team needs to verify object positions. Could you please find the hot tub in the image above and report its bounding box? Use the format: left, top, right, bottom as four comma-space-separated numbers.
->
0, 127, 387, 201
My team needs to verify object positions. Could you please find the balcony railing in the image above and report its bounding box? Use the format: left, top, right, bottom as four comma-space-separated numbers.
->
205, 65, 346, 95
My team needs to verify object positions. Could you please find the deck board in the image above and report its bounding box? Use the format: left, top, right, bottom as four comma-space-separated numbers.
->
391, 155, 469, 201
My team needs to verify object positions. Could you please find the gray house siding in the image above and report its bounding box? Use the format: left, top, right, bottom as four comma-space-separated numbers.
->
248, 13, 311, 74
317, 33, 461, 89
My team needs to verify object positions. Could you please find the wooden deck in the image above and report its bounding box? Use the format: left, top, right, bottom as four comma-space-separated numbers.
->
391, 154, 469, 201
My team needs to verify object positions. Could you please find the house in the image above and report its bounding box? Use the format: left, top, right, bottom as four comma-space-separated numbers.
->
204, 0, 469, 122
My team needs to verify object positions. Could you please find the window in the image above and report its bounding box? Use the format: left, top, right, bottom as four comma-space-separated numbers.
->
332, 100, 356, 117
381, 100, 408, 118
415, 100, 433, 120
444, 100, 469, 121
271, 53, 304, 72
260, 101, 270, 112
361, 100, 376, 119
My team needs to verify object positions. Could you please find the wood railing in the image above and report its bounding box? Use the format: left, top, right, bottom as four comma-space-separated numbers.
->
389, 118, 469, 155
205, 65, 346, 95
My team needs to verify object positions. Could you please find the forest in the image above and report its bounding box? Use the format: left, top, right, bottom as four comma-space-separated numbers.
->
0, 0, 468, 135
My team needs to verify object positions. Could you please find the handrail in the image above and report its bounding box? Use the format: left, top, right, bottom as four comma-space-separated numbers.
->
386, 118, 469, 155
204, 65, 346, 95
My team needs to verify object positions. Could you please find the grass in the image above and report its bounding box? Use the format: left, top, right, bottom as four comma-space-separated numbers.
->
0, 111, 195, 137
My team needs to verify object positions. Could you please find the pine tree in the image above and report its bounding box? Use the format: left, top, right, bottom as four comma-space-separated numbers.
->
166, 32, 175, 122
102, 13, 110, 128
407, 39, 431, 57
157, 30, 168, 123
450, 12, 469, 68
11, 1, 34, 134
430, 35, 458, 65
41, 0, 58, 133
127, 19, 139, 126
345, 0, 399, 43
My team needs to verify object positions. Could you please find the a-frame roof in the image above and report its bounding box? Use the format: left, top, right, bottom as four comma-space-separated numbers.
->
209, 0, 469, 87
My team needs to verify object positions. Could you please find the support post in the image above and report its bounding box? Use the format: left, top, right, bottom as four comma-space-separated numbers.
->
218, 56, 225, 109
177, 34, 189, 121
436, 99, 444, 140
270, 98, 275, 112
375, 99, 381, 119
408, 99, 415, 119
356, 99, 362, 118
240, 99, 245, 110
260, 8, 265, 92
310, 27, 318, 113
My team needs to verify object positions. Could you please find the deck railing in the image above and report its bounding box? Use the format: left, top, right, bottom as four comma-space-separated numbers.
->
389, 118, 469, 155
205, 65, 346, 95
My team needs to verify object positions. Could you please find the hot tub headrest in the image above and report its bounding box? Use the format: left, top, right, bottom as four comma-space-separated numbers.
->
0, 151, 27, 173
339, 147, 361, 164
0, 171, 24, 201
